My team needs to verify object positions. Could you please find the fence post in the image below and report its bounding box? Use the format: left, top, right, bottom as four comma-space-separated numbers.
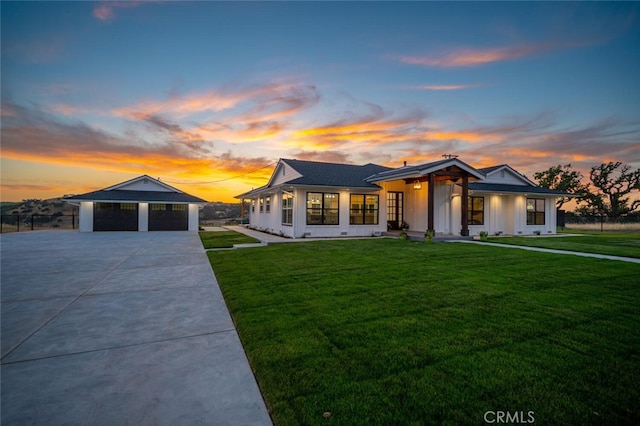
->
31, 214, 34, 230
72, 212, 75, 230
1, 215, 3, 233
16, 214, 20, 232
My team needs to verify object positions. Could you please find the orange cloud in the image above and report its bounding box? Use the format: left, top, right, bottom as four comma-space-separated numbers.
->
113, 82, 318, 144
399, 41, 588, 68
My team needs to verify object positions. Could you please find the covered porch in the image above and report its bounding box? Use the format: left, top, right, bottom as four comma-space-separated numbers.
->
366, 158, 485, 237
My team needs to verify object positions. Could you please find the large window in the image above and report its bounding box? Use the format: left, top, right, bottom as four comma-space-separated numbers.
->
527, 198, 545, 225
282, 193, 293, 225
251, 199, 255, 213
265, 196, 271, 213
259, 197, 264, 213
307, 192, 339, 225
350, 194, 379, 225
468, 196, 484, 225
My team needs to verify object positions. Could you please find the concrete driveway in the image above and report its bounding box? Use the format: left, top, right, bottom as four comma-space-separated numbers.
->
1, 230, 271, 425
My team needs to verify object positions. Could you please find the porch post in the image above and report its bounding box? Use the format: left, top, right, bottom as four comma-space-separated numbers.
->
427, 173, 435, 233
461, 174, 469, 236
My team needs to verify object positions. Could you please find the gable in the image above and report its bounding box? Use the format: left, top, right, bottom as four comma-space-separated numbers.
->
480, 165, 535, 186
106, 175, 181, 193
268, 160, 303, 187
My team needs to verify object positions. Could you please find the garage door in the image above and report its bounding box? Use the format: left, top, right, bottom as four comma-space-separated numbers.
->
94, 203, 138, 231
148, 204, 188, 231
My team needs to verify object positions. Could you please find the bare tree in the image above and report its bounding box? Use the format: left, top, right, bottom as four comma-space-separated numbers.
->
581, 162, 640, 219
533, 164, 589, 209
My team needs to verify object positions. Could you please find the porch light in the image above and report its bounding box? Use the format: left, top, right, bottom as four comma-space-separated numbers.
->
413, 180, 422, 190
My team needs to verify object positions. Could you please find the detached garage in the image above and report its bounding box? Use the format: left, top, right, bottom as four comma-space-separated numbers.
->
64, 175, 207, 232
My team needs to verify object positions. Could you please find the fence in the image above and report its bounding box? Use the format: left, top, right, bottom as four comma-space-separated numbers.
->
0, 214, 77, 233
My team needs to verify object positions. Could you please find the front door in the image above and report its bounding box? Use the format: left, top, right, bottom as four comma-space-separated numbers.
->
386, 192, 404, 230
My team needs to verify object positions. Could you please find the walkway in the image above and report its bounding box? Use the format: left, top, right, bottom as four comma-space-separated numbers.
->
450, 240, 640, 264
0, 230, 272, 425
222, 226, 639, 264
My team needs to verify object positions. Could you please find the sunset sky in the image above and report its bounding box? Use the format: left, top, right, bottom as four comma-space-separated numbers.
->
2, 1, 639, 202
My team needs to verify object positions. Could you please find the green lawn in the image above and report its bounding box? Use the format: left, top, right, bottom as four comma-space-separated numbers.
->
198, 230, 260, 249
207, 239, 640, 425
487, 232, 640, 258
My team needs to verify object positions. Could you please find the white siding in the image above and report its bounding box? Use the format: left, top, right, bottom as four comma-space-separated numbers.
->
270, 162, 302, 186
117, 179, 174, 192
188, 204, 200, 231
138, 203, 149, 231
79, 202, 94, 232
483, 168, 532, 186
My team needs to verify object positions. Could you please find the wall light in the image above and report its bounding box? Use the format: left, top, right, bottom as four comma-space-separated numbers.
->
413, 180, 422, 190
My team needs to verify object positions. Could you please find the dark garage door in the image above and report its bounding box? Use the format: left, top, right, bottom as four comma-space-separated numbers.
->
94, 203, 139, 231
149, 204, 188, 231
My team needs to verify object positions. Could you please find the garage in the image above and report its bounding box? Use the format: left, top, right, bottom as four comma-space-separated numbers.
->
63, 175, 207, 232
148, 204, 188, 231
93, 202, 139, 231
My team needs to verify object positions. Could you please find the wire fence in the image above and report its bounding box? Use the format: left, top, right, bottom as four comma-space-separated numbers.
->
0, 214, 77, 233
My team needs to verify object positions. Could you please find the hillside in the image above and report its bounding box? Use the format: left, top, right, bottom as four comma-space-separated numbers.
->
1, 198, 243, 232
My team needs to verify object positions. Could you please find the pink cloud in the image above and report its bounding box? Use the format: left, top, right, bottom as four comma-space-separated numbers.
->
413, 84, 483, 91
398, 41, 588, 68
93, 2, 146, 22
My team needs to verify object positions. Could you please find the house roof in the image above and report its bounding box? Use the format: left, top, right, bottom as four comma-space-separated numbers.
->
282, 159, 393, 188
366, 158, 485, 182
478, 164, 538, 186
236, 159, 393, 198
467, 182, 571, 196
64, 190, 207, 203
63, 175, 207, 203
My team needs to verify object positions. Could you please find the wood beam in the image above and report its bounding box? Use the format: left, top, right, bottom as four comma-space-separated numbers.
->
461, 175, 469, 236
428, 173, 435, 233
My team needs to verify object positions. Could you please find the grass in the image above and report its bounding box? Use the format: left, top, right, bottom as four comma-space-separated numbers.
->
207, 239, 640, 425
487, 232, 640, 259
198, 230, 260, 249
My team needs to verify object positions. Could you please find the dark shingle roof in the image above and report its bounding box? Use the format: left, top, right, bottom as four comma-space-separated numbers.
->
468, 182, 571, 196
477, 165, 507, 175
283, 159, 393, 188
64, 190, 207, 203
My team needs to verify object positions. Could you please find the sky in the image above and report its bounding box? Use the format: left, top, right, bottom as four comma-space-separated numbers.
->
2, 1, 639, 203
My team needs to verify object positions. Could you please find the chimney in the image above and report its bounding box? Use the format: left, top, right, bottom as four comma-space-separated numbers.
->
403, 161, 407, 167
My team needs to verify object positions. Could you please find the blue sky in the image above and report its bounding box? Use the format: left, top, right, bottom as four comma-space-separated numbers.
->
2, 1, 639, 202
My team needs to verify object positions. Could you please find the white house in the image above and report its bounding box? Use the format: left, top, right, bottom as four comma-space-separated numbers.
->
64, 175, 207, 232
236, 158, 569, 238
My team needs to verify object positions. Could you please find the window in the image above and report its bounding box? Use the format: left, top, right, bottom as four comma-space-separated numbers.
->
121, 203, 137, 210
350, 194, 379, 225
468, 196, 484, 225
282, 192, 293, 225
96, 202, 114, 210
251, 200, 255, 213
307, 192, 339, 225
265, 196, 271, 213
173, 204, 187, 211
151, 204, 166, 211
259, 198, 264, 213
527, 198, 545, 225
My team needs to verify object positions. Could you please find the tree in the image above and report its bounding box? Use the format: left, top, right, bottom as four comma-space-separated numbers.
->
582, 162, 640, 220
533, 164, 589, 208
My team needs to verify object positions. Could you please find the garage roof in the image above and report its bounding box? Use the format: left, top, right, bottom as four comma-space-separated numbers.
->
63, 175, 207, 204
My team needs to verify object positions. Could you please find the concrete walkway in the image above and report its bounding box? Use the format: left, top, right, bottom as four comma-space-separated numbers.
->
450, 240, 640, 264
221, 226, 640, 264
0, 230, 272, 425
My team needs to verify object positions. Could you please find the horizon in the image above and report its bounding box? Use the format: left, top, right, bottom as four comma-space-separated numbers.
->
2, 2, 639, 203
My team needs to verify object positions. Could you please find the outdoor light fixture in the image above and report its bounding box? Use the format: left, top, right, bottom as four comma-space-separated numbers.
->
413, 180, 422, 190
